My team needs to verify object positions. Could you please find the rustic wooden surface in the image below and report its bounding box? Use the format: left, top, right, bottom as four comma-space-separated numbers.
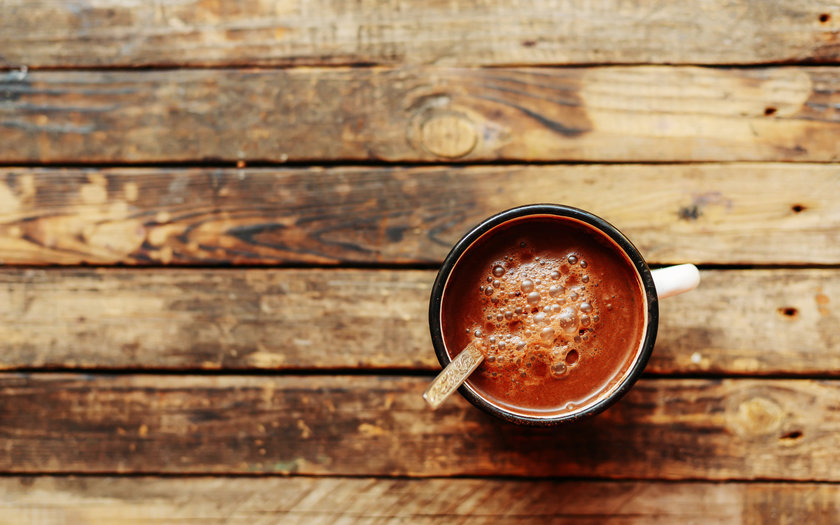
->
0, 269, 837, 375
2, 374, 839, 480
2, 68, 840, 163
4, 0, 840, 523
1, 0, 838, 67
0, 166, 836, 265
1, 478, 838, 525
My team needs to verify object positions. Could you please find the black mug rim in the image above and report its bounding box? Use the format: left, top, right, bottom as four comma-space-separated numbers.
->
428, 204, 659, 426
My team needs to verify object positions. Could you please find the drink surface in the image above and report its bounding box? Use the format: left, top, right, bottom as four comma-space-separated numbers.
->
441, 216, 645, 417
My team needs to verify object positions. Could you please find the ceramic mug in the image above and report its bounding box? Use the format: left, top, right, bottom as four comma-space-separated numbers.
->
428, 204, 699, 426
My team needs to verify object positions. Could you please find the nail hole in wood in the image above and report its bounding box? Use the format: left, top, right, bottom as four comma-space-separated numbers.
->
779, 307, 798, 318
819, 13, 830, 23
780, 430, 803, 440
522, 40, 537, 47
764, 107, 777, 116
791, 204, 805, 213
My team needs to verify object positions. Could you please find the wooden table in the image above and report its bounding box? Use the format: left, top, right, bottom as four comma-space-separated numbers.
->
1, 1, 839, 523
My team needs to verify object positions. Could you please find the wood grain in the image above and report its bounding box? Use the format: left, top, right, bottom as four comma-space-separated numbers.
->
0, 165, 837, 265
2, 477, 838, 525
2, 68, 840, 163
0, 0, 837, 67
2, 374, 838, 479
1, 269, 837, 375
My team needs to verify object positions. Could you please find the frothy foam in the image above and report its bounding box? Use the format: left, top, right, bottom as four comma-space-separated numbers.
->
469, 243, 602, 397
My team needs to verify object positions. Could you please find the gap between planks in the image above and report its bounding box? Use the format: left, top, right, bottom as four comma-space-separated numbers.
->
1, 473, 840, 483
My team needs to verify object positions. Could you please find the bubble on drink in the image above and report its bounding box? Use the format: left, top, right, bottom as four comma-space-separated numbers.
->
521, 279, 534, 292
550, 362, 567, 378
540, 326, 555, 342
557, 307, 578, 334
493, 265, 505, 277
526, 291, 541, 305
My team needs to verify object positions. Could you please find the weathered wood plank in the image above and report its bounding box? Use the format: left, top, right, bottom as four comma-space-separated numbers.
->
0, 268, 433, 371
2, 478, 837, 525
0, 166, 837, 265
0, 0, 837, 67
1, 269, 837, 376
2, 68, 840, 163
1, 375, 838, 480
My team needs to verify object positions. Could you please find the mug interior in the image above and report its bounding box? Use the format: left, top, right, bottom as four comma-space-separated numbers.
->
429, 205, 659, 426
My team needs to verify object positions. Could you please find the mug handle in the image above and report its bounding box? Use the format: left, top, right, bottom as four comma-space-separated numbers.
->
651, 264, 700, 299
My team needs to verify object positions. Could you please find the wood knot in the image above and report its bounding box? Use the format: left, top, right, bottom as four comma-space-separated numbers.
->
420, 113, 477, 159
730, 397, 783, 438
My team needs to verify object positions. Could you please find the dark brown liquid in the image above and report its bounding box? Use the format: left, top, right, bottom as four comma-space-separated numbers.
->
440, 215, 645, 417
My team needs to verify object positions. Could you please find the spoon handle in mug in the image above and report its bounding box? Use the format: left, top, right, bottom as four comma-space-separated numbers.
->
423, 341, 484, 410
651, 264, 700, 299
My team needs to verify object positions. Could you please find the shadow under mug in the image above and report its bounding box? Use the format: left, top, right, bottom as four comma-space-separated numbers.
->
428, 204, 699, 426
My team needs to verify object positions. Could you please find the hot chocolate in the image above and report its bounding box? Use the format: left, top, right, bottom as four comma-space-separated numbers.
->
440, 215, 646, 417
